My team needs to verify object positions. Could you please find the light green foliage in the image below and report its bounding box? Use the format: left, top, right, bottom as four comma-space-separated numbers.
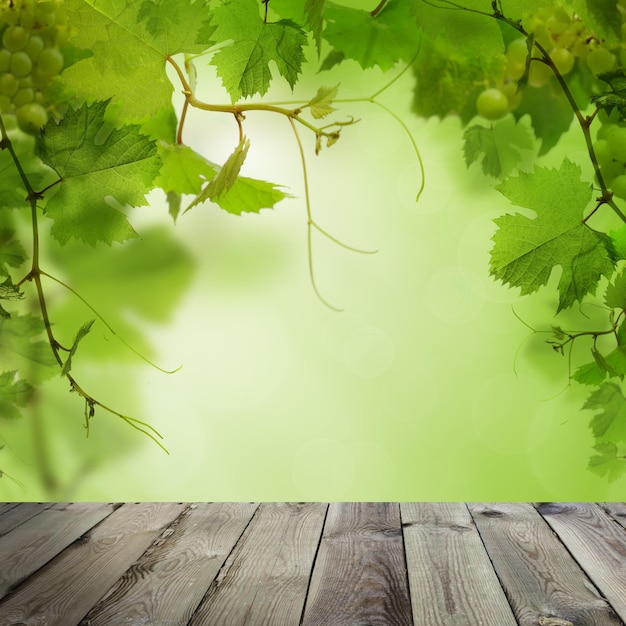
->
570, 0, 623, 45
204, 136, 250, 201
322, 1, 421, 71
0, 230, 26, 278
209, 0, 307, 101
308, 84, 339, 119
589, 442, 626, 481
0, 370, 33, 420
0, 276, 23, 320
155, 143, 216, 197
207, 175, 290, 216
490, 159, 615, 312
61, 320, 95, 377
584, 382, 626, 444
463, 116, 535, 178
61, 0, 214, 119
36, 100, 160, 246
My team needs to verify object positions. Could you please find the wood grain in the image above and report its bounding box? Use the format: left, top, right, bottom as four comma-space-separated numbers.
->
0, 502, 52, 537
301, 502, 412, 626
81, 502, 258, 626
469, 502, 622, 626
0, 502, 186, 625
536, 503, 626, 622
188, 502, 327, 626
401, 502, 517, 625
0, 502, 115, 600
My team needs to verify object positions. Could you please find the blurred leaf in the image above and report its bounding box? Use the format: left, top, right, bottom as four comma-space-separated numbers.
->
61, 320, 95, 377
0, 370, 34, 420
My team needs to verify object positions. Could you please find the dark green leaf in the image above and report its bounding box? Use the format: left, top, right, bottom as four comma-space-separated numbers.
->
583, 382, 626, 443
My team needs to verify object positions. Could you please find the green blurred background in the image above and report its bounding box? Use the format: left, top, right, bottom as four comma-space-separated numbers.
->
1, 39, 623, 501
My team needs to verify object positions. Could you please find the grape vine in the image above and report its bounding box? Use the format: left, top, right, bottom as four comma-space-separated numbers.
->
2, 0, 626, 494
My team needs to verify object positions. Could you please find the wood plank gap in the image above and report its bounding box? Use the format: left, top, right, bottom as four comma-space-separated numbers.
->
81, 502, 259, 626
534, 503, 626, 624
0, 502, 56, 537
397, 505, 415, 626
469, 502, 623, 626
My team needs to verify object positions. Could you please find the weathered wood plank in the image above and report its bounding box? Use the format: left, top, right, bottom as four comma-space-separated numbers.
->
469, 502, 623, 626
536, 503, 626, 623
0, 503, 20, 517
188, 502, 327, 626
401, 502, 517, 625
0, 502, 186, 625
602, 503, 626, 532
301, 502, 412, 626
81, 502, 259, 626
0, 502, 53, 537
0, 502, 115, 600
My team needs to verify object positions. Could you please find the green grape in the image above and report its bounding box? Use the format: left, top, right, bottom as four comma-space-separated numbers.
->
528, 60, 553, 87
0, 73, 18, 97
36, 47, 63, 78
501, 81, 522, 110
34, 2, 57, 27
0, 49, 10, 73
13, 86, 33, 107
594, 139, 612, 169
2, 25, 29, 52
550, 47, 574, 75
611, 174, 626, 200
1, 113, 17, 130
507, 38, 528, 64
10, 51, 32, 77
586, 46, 616, 75
476, 87, 509, 121
607, 126, 626, 162
15, 101, 47, 134
25, 35, 44, 61
600, 159, 624, 186
0, 94, 11, 113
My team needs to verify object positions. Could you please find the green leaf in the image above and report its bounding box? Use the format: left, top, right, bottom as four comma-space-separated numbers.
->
205, 136, 251, 201
0, 370, 34, 420
610, 225, 626, 260
0, 277, 24, 320
210, 0, 307, 101
308, 84, 340, 120
572, 360, 607, 386
322, 0, 421, 71
154, 143, 217, 196
61, 0, 214, 119
583, 382, 626, 443
0, 230, 27, 278
37, 101, 160, 246
305, 0, 325, 55
463, 116, 535, 178
211, 176, 290, 216
61, 320, 95, 377
490, 159, 615, 312
514, 82, 576, 155
0, 314, 57, 383
605, 268, 626, 309
588, 442, 626, 482
590, 70, 626, 122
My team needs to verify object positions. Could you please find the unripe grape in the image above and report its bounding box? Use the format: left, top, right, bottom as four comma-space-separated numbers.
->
15, 101, 47, 134
2, 26, 29, 52
594, 139, 612, 169
501, 81, 522, 110
586, 46, 616, 75
0, 49, 10, 73
528, 60, 553, 87
607, 126, 626, 162
36, 47, 63, 78
551, 47, 574, 75
507, 38, 528, 64
10, 51, 32, 77
0, 73, 18, 96
0, 94, 11, 112
26, 36, 44, 62
611, 174, 626, 200
13, 86, 34, 107
476, 87, 509, 121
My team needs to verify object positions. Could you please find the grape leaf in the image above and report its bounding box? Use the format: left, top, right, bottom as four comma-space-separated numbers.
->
0, 230, 27, 278
590, 70, 626, 122
205, 136, 251, 200
514, 82, 575, 155
0, 314, 57, 384
0, 371, 34, 420
209, 0, 307, 101
305, 0, 326, 54
463, 116, 535, 178
588, 442, 626, 482
154, 143, 216, 196
0, 277, 24, 320
36, 101, 160, 246
583, 382, 626, 443
322, 1, 421, 71
605, 268, 626, 309
490, 159, 615, 312
308, 84, 340, 119
61, 0, 214, 119
61, 320, 95, 377
210, 176, 290, 216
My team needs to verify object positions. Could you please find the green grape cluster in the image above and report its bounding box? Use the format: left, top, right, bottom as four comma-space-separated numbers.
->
475, 4, 624, 122
0, 0, 66, 135
595, 111, 626, 201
